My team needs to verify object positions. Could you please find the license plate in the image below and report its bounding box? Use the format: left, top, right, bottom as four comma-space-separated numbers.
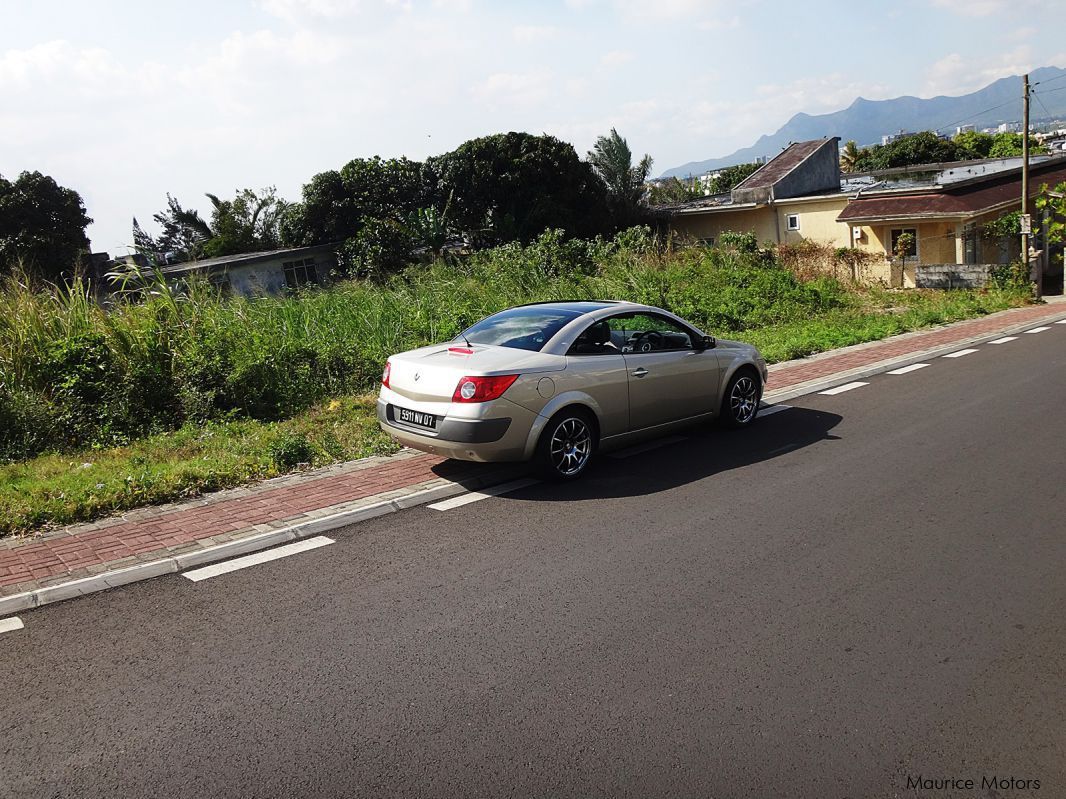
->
395, 406, 437, 431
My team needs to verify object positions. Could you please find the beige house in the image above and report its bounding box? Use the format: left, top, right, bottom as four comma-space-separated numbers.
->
663, 139, 1066, 290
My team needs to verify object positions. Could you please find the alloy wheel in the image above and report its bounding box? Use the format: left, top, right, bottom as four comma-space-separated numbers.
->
549, 417, 592, 477
730, 376, 759, 424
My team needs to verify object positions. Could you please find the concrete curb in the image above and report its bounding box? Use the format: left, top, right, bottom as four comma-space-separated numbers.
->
0, 471, 518, 618
764, 306, 1066, 403
3, 303, 1064, 620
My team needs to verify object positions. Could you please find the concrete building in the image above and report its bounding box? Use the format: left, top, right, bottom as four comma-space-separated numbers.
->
158, 244, 338, 297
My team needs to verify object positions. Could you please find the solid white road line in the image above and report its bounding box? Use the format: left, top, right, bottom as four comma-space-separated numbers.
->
887, 363, 930, 375
989, 336, 1018, 344
1024, 326, 1051, 334
607, 436, 688, 459
942, 348, 979, 358
427, 478, 541, 511
0, 616, 25, 634
758, 404, 793, 417
183, 536, 334, 582
818, 382, 868, 396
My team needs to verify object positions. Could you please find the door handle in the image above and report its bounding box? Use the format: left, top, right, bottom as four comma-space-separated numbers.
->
632, 367, 649, 377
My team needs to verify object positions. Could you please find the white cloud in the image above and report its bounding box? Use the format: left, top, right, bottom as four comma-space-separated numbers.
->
471, 69, 556, 106
600, 49, 635, 67
924, 47, 1034, 95
512, 25, 558, 42
932, 0, 1012, 16
260, 0, 363, 23
612, 0, 735, 25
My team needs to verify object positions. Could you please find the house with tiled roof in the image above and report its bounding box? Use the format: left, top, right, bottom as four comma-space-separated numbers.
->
660, 138, 1065, 292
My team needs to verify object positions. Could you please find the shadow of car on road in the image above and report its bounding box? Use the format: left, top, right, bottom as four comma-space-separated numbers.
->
429, 406, 842, 502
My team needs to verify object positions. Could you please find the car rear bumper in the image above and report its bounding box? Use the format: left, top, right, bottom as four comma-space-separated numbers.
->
377, 397, 535, 462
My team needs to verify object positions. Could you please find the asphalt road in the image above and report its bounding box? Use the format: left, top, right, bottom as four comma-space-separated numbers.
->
2, 326, 1065, 799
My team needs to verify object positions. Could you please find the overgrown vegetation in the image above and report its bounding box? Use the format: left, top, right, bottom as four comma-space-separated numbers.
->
841, 130, 1046, 173
0, 228, 1032, 534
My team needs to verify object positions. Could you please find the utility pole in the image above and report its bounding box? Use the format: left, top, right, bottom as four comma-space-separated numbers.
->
1021, 73, 1038, 296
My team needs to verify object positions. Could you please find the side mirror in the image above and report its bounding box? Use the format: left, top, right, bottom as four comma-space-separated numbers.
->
701, 334, 716, 349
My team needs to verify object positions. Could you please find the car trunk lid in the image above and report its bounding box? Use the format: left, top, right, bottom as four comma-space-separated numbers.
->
387, 344, 563, 403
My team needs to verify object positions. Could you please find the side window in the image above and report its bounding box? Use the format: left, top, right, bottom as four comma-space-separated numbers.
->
604, 313, 693, 353
567, 321, 618, 356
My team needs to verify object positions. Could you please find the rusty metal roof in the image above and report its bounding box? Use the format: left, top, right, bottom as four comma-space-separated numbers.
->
733, 140, 829, 191
837, 158, 1066, 222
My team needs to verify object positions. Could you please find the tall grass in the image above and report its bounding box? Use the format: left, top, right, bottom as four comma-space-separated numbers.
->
0, 227, 1027, 464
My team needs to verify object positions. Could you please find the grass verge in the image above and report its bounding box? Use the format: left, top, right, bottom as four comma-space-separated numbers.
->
0, 284, 1029, 537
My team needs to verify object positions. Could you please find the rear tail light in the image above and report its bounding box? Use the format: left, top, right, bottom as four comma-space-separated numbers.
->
381, 361, 391, 388
452, 374, 519, 403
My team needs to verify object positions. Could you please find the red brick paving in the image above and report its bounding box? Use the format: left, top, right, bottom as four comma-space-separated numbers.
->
1, 301, 1064, 598
766, 303, 1063, 391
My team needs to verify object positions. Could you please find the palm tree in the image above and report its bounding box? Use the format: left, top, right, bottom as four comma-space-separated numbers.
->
840, 140, 862, 173
588, 128, 654, 220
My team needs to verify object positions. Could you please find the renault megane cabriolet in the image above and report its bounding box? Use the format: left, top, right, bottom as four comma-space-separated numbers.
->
378, 300, 767, 479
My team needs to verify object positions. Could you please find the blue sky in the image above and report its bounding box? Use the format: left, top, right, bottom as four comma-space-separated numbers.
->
2, 0, 1064, 254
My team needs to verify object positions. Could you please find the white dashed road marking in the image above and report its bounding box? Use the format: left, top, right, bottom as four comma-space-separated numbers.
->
819, 382, 868, 395
943, 349, 979, 358
1055, 319, 1066, 325
758, 404, 793, 417
183, 536, 334, 582
887, 363, 930, 375
608, 436, 688, 459
428, 478, 541, 510
1024, 326, 1050, 334
989, 336, 1017, 344
0, 617, 25, 634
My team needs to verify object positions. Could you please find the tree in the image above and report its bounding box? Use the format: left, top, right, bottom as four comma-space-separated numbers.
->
952, 130, 995, 160
988, 132, 1046, 158
840, 140, 862, 173
587, 128, 653, 224
1035, 181, 1066, 246
0, 171, 92, 280
647, 177, 702, 205
703, 162, 762, 194
135, 188, 287, 262
280, 157, 434, 248
429, 132, 609, 245
858, 131, 961, 171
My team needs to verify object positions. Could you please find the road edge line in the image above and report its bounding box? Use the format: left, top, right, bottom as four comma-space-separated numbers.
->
0, 474, 508, 618
764, 306, 1066, 403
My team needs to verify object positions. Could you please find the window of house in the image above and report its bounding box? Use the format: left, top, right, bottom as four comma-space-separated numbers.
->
785, 214, 800, 231
889, 228, 918, 259
283, 257, 319, 289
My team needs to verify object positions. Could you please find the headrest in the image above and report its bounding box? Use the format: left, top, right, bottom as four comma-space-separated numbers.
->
588, 322, 610, 345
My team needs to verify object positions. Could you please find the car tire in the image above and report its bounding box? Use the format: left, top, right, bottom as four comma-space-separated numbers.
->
535, 408, 597, 480
719, 368, 761, 429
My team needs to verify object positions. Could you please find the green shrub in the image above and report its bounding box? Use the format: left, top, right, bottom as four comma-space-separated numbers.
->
268, 431, 316, 469
718, 230, 759, 254
989, 261, 1031, 291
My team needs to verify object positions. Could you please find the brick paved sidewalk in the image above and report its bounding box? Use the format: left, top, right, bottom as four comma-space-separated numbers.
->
2, 298, 1064, 605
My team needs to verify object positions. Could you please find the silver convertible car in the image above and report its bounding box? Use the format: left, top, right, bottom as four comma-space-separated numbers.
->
378, 301, 768, 479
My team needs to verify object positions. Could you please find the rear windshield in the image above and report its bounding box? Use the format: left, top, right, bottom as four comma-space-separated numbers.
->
459, 306, 583, 351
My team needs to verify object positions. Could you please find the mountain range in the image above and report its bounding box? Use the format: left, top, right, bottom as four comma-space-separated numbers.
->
660, 65, 1066, 179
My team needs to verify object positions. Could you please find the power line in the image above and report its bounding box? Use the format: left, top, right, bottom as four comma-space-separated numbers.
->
1033, 72, 1066, 89
1033, 91, 1054, 121
1033, 84, 1066, 97
934, 99, 1018, 134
